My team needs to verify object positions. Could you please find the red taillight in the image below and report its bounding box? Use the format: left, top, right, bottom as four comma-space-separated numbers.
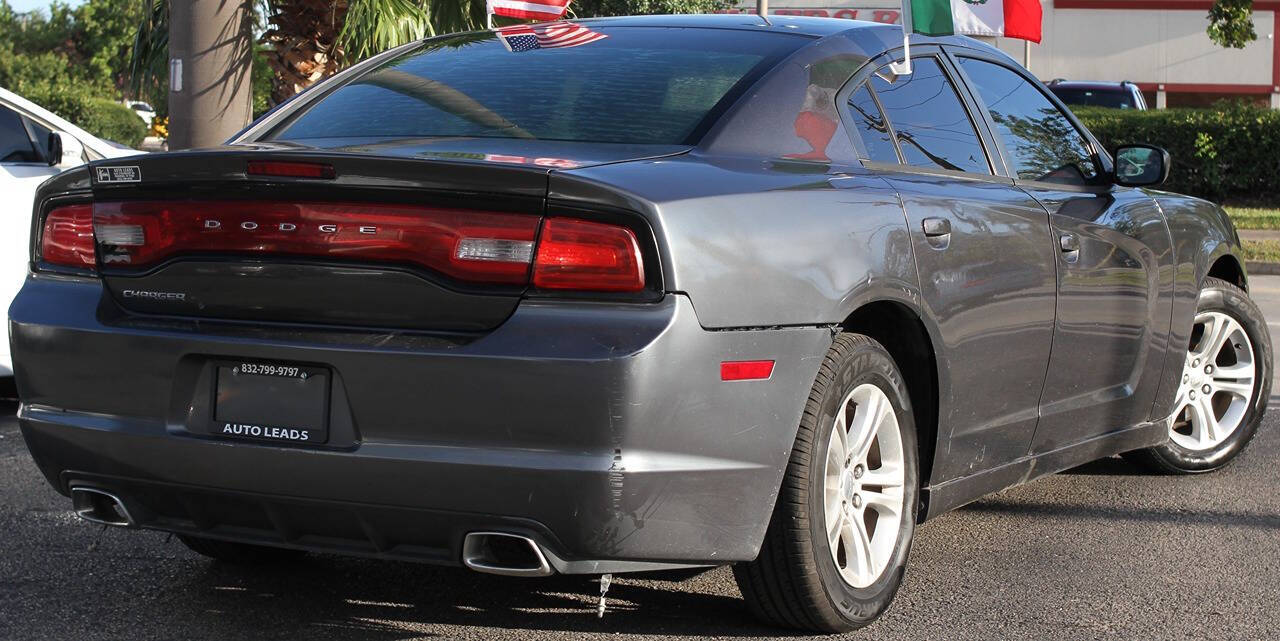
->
247, 161, 336, 179
720, 360, 775, 381
43, 201, 650, 293
41, 204, 96, 268
92, 201, 540, 285
532, 218, 645, 292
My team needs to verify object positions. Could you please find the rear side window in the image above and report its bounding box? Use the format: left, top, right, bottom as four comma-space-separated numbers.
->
846, 83, 899, 164
958, 58, 1100, 185
870, 57, 989, 174
0, 106, 38, 163
272, 27, 807, 146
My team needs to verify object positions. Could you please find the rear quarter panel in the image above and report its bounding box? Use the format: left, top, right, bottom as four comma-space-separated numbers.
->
550, 155, 920, 329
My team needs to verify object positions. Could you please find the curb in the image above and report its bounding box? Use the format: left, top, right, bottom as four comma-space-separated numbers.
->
1247, 261, 1280, 275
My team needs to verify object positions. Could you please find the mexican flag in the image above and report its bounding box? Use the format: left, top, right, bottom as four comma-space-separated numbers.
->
909, 0, 1043, 43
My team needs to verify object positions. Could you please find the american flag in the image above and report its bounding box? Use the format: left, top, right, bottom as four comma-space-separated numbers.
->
495, 23, 608, 52
486, 0, 571, 21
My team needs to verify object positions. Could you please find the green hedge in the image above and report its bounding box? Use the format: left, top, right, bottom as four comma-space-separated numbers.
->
17, 86, 148, 149
1074, 104, 1280, 202
78, 98, 148, 148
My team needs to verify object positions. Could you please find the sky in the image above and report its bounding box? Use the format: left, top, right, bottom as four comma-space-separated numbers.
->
8, 0, 85, 13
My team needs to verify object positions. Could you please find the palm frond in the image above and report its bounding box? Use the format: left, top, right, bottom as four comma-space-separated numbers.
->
338, 0, 434, 62
128, 0, 168, 94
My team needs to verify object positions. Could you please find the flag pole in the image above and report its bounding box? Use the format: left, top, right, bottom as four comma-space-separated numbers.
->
889, 1, 912, 75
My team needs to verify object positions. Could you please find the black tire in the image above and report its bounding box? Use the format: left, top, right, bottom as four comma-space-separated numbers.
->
733, 333, 919, 633
1124, 276, 1272, 474
178, 535, 305, 565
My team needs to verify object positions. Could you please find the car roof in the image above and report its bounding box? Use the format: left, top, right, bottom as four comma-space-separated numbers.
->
573, 13, 896, 38
1048, 80, 1136, 90
573, 14, 1013, 62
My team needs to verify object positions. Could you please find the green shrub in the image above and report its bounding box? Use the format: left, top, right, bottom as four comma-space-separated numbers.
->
1074, 103, 1280, 202
78, 98, 148, 148
12, 85, 148, 149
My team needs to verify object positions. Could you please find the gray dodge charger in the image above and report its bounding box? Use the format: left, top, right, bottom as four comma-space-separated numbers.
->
11, 15, 1272, 633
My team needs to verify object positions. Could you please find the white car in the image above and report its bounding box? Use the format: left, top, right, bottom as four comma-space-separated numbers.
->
124, 100, 157, 128
0, 87, 143, 381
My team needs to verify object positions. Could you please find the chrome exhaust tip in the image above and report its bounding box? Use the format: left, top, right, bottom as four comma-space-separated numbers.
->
69, 487, 137, 528
462, 532, 554, 577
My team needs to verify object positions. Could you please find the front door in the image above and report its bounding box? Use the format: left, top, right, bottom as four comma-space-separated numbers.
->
846, 53, 1058, 481
950, 53, 1175, 452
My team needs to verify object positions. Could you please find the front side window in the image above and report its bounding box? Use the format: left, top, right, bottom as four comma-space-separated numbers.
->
959, 58, 1100, 185
0, 106, 38, 163
869, 57, 990, 174
272, 27, 807, 146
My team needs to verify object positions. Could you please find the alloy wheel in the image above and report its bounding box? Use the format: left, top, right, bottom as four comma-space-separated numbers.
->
822, 383, 906, 589
1170, 311, 1256, 451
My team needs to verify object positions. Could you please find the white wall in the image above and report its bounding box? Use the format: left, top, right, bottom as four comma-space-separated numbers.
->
728, 1, 1277, 88
995, 7, 1274, 86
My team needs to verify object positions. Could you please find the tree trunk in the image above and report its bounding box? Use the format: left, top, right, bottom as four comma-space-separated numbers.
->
261, 0, 350, 105
168, 0, 254, 150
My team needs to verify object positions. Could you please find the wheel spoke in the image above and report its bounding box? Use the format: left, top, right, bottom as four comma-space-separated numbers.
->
848, 393, 880, 464
1190, 394, 1221, 444
1195, 314, 1232, 360
826, 430, 846, 479
860, 464, 903, 490
1214, 379, 1254, 398
832, 402, 851, 461
845, 514, 874, 582
862, 486, 903, 515
827, 508, 844, 553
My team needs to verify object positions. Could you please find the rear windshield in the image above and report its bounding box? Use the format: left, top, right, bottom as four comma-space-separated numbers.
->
269, 26, 807, 146
1050, 87, 1138, 110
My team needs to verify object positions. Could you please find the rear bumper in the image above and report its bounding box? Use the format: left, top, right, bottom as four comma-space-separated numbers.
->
12, 274, 831, 570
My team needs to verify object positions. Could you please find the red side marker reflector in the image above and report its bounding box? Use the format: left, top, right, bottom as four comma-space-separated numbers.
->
247, 161, 336, 179
721, 360, 775, 381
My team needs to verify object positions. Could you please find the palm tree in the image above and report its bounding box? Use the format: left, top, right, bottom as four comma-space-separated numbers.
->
132, 0, 487, 107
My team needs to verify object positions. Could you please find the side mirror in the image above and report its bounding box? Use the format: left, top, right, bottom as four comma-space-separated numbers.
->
1113, 144, 1170, 187
47, 131, 85, 168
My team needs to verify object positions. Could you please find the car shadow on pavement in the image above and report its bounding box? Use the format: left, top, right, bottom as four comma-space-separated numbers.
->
1060, 456, 1140, 476
962, 499, 1280, 531
159, 554, 798, 639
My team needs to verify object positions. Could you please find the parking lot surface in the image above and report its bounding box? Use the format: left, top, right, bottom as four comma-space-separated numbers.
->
3, 278, 1280, 640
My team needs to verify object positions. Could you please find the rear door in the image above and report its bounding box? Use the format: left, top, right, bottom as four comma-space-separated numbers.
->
841, 50, 1058, 482
949, 51, 1175, 451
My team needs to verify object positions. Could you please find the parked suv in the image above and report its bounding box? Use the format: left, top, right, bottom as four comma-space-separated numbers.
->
11, 16, 1268, 633
1047, 79, 1149, 110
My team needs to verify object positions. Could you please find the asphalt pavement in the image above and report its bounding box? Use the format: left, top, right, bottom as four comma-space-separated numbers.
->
2, 280, 1280, 640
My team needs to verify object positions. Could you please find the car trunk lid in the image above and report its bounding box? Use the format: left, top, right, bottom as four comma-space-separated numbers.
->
86, 144, 680, 332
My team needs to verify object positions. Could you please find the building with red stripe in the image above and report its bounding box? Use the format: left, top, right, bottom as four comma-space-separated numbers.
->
726, 0, 1280, 107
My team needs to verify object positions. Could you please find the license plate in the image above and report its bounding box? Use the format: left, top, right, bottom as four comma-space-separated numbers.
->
212, 361, 330, 444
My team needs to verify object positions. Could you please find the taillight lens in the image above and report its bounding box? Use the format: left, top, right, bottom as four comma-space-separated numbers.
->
41, 204, 96, 268
39, 201, 649, 293
532, 218, 645, 292
92, 201, 540, 285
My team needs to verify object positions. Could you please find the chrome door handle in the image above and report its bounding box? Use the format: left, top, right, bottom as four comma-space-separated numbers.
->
921, 217, 951, 250
922, 217, 951, 237
1059, 233, 1080, 263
